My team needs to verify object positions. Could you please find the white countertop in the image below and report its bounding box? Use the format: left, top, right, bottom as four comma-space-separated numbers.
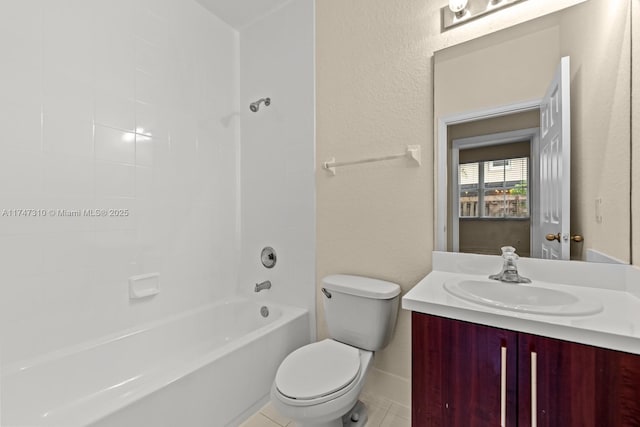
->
402, 252, 640, 355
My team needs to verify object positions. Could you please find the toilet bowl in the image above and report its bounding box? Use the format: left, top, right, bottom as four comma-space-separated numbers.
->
270, 275, 401, 427
271, 339, 373, 427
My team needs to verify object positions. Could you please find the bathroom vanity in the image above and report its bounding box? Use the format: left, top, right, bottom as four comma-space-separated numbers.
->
403, 252, 640, 427
411, 313, 640, 426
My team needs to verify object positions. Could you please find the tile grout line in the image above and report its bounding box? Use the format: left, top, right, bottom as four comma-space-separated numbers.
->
259, 412, 289, 427
380, 402, 412, 426
371, 402, 391, 427
247, 396, 408, 427
380, 406, 392, 427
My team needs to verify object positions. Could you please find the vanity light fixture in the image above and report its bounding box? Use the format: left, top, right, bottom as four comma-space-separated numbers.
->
442, 0, 527, 31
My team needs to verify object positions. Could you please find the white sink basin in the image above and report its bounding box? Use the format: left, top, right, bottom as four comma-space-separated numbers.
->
443, 279, 603, 316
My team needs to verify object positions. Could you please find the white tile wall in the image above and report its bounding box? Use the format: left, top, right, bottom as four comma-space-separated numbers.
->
0, 0, 240, 365
238, 0, 316, 335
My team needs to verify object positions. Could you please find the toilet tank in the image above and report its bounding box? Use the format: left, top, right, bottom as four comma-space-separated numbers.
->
322, 275, 401, 352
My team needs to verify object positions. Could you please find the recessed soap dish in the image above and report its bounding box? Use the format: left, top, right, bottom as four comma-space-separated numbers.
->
129, 273, 160, 299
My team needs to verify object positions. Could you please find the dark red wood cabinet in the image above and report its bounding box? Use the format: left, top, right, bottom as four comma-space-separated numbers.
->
412, 312, 640, 427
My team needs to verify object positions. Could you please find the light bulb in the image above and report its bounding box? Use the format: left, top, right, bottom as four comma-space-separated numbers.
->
449, 0, 469, 17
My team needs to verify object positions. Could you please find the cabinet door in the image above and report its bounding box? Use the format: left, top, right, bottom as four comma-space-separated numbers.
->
518, 334, 640, 426
412, 313, 518, 426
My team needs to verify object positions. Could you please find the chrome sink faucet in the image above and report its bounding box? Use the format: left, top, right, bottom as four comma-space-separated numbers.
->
489, 246, 531, 284
255, 280, 272, 292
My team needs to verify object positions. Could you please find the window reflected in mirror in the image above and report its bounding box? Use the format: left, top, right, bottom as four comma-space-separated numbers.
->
459, 157, 529, 219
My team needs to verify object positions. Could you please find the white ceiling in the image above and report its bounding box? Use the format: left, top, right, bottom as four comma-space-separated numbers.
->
195, 0, 292, 29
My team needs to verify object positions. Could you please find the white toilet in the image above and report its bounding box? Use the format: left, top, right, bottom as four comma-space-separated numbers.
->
270, 274, 401, 427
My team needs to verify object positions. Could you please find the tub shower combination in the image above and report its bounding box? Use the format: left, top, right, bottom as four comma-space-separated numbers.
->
1, 74, 311, 426
2, 298, 309, 427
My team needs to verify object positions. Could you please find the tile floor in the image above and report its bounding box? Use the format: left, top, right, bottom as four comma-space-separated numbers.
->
239, 393, 410, 427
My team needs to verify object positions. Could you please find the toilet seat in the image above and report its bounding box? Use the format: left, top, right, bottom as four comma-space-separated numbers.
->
274, 339, 361, 406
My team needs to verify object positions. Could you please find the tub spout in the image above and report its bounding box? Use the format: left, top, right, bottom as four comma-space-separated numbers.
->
255, 280, 272, 292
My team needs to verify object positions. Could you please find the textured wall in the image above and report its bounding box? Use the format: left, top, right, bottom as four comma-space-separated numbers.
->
560, 0, 631, 263
634, 0, 640, 266
316, 0, 609, 405
317, 0, 433, 405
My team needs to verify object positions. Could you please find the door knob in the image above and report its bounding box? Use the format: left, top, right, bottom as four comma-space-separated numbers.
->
545, 233, 584, 242
545, 233, 561, 242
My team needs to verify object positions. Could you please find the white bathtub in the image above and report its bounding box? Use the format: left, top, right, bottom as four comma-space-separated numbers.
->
1, 298, 309, 427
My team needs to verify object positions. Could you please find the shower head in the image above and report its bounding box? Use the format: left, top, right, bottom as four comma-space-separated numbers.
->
249, 97, 271, 112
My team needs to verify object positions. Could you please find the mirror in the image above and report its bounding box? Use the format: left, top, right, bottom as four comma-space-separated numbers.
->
434, 0, 631, 262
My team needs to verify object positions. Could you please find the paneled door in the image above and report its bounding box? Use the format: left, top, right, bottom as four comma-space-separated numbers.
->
538, 56, 571, 260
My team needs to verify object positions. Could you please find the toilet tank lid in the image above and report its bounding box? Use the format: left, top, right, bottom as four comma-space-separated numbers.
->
322, 274, 401, 299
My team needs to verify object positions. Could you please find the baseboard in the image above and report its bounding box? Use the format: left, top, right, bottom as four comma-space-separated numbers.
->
362, 367, 411, 408
227, 394, 270, 427
585, 249, 627, 264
